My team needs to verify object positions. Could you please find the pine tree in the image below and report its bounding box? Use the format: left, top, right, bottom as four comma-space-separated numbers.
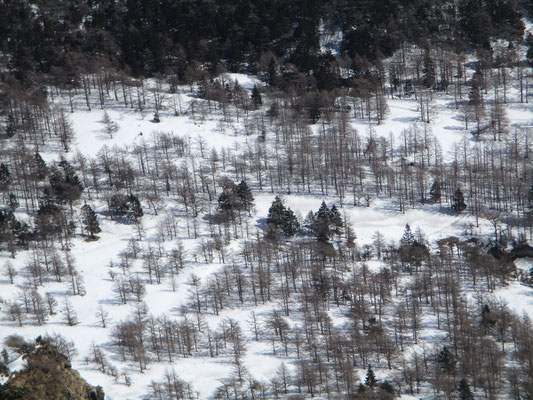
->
50, 159, 84, 207
251, 85, 262, 108
429, 179, 441, 203
31, 153, 48, 181
218, 189, 232, 210
328, 204, 344, 235
8, 193, 19, 211
422, 50, 435, 88
109, 194, 130, 218
5, 113, 17, 138
267, 58, 278, 87
437, 346, 456, 374
480, 304, 496, 332
81, 204, 101, 239
458, 378, 474, 400
235, 180, 254, 212
267, 197, 299, 236
451, 189, 467, 213
267, 196, 286, 227
303, 211, 316, 234
128, 195, 143, 221
314, 201, 331, 242
281, 208, 300, 237
469, 69, 485, 136
365, 365, 378, 389
400, 224, 415, 247
0, 163, 12, 191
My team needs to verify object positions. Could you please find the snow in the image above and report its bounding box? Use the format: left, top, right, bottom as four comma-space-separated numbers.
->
494, 280, 533, 321
1, 48, 533, 400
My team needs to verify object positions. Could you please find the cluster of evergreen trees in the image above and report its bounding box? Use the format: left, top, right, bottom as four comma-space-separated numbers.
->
267, 196, 300, 237
0, 0, 528, 91
304, 201, 344, 242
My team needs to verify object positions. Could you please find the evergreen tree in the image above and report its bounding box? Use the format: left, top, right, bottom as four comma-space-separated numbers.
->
328, 204, 344, 235
267, 196, 299, 236
127, 195, 143, 221
235, 180, 254, 212
0, 164, 12, 191
267, 196, 286, 227
303, 211, 316, 234
109, 194, 130, 218
451, 189, 467, 213
437, 346, 456, 374
251, 85, 262, 108
81, 205, 100, 239
281, 208, 300, 237
7, 194, 19, 211
308, 94, 322, 124
458, 378, 474, 400
35, 191, 64, 239
365, 364, 378, 389
480, 304, 496, 332
422, 50, 435, 88
400, 224, 415, 247
469, 69, 485, 136
31, 153, 48, 181
267, 58, 278, 87
49, 159, 83, 207
5, 113, 17, 138
217, 190, 236, 220
0, 210, 15, 242
399, 223, 428, 267
429, 179, 441, 203
314, 201, 331, 242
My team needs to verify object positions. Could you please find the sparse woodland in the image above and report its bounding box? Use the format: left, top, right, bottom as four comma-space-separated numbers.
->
1, 1, 533, 399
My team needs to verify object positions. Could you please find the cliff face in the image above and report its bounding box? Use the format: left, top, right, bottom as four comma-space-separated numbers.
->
9, 344, 104, 400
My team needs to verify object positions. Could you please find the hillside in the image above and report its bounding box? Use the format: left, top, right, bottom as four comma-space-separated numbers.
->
0, 2, 533, 400
1, 338, 104, 400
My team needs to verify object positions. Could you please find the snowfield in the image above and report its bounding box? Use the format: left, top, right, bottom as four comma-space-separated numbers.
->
0, 64, 532, 400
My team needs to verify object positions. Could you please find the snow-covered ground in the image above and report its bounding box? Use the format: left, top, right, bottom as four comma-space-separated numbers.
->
0, 64, 532, 400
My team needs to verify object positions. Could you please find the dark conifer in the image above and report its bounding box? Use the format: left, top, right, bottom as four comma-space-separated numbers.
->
437, 346, 456, 374
128, 195, 143, 221
235, 180, 254, 212
480, 304, 496, 332
314, 201, 331, 242
267, 196, 286, 227
31, 153, 49, 181
217, 190, 235, 216
109, 194, 130, 218
5, 114, 17, 138
281, 208, 299, 237
429, 179, 441, 203
267, 196, 299, 236
328, 204, 344, 235
400, 224, 415, 247
81, 204, 101, 239
422, 50, 435, 88
365, 364, 378, 388
0, 163, 12, 191
251, 85, 262, 108
451, 189, 467, 213
458, 378, 474, 400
